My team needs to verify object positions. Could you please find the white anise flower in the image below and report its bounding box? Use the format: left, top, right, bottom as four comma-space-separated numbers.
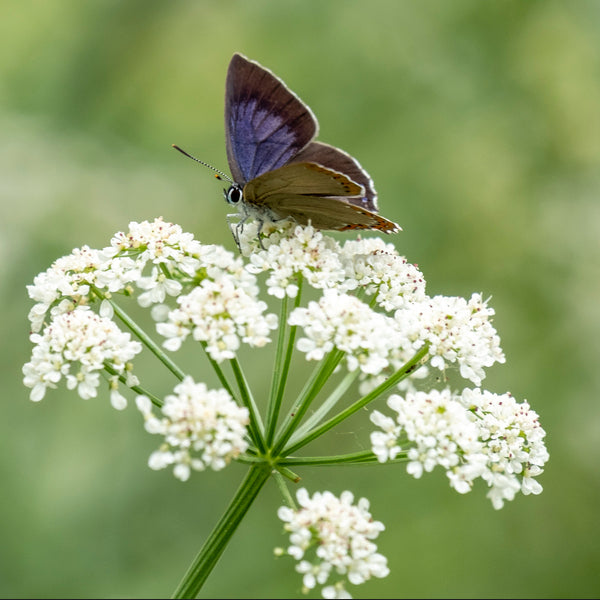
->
371, 389, 483, 480
339, 237, 427, 310
156, 276, 278, 361
109, 217, 203, 269
136, 265, 183, 307
289, 288, 400, 375
26, 245, 107, 331
136, 377, 250, 480
394, 293, 506, 385
458, 388, 549, 509
277, 488, 389, 599
22, 306, 142, 406
369, 410, 403, 463
241, 221, 347, 298
370, 387, 548, 508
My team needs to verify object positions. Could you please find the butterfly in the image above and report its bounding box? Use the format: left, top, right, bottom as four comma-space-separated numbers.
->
174, 52, 400, 247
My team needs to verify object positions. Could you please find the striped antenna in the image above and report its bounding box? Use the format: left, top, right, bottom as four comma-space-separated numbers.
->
172, 144, 233, 183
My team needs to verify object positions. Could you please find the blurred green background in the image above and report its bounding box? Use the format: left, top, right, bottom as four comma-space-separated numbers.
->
2, 0, 599, 598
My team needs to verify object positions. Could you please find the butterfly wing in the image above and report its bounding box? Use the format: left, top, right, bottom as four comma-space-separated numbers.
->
225, 53, 318, 185
290, 141, 379, 212
266, 195, 399, 231
243, 162, 400, 232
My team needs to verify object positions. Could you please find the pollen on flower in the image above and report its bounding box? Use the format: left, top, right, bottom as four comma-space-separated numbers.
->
277, 488, 389, 599
136, 376, 250, 480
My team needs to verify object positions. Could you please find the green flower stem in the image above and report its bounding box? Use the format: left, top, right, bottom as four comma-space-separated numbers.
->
266, 276, 303, 446
229, 357, 266, 453
102, 362, 163, 407
200, 341, 236, 400
170, 464, 271, 599
265, 293, 290, 444
279, 450, 410, 466
93, 288, 186, 381
271, 348, 345, 456
273, 470, 298, 508
235, 453, 270, 464
275, 465, 301, 483
282, 344, 430, 456
279, 449, 383, 466
288, 369, 359, 446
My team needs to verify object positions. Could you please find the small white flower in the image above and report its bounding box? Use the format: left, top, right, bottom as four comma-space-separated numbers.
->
137, 266, 183, 307
277, 488, 389, 598
136, 377, 250, 479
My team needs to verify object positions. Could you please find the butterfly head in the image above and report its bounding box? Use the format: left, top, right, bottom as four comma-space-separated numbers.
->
224, 183, 244, 206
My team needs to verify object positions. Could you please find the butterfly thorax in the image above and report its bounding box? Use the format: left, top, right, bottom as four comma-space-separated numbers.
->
224, 182, 280, 226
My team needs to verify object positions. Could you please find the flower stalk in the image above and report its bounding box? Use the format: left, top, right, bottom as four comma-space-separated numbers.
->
171, 464, 272, 599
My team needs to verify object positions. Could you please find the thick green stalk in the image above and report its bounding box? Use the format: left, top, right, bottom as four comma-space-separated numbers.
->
171, 464, 271, 599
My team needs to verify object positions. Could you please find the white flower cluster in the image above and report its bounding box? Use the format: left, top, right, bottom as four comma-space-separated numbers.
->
370, 388, 549, 509
289, 289, 400, 375
339, 237, 427, 310
26, 245, 107, 332
22, 307, 142, 408
240, 222, 428, 310
277, 488, 389, 599
156, 276, 278, 362
242, 221, 347, 298
394, 293, 505, 386
26, 218, 208, 331
136, 376, 250, 481
26, 216, 262, 323
237, 223, 505, 387
24, 218, 278, 403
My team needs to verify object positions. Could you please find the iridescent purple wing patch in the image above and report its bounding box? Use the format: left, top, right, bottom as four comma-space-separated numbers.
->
225, 53, 318, 184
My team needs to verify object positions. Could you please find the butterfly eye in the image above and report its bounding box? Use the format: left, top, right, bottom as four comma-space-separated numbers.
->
225, 184, 243, 205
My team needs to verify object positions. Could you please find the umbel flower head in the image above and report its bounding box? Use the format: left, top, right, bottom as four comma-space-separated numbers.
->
370, 387, 549, 509
22, 216, 548, 599
276, 488, 389, 599
137, 376, 250, 481
22, 306, 142, 408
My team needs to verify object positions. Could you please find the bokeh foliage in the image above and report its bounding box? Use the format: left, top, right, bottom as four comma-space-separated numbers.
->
2, 1, 599, 598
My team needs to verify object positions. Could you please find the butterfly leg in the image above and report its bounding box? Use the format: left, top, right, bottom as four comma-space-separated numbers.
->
226, 213, 243, 252
255, 219, 267, 250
